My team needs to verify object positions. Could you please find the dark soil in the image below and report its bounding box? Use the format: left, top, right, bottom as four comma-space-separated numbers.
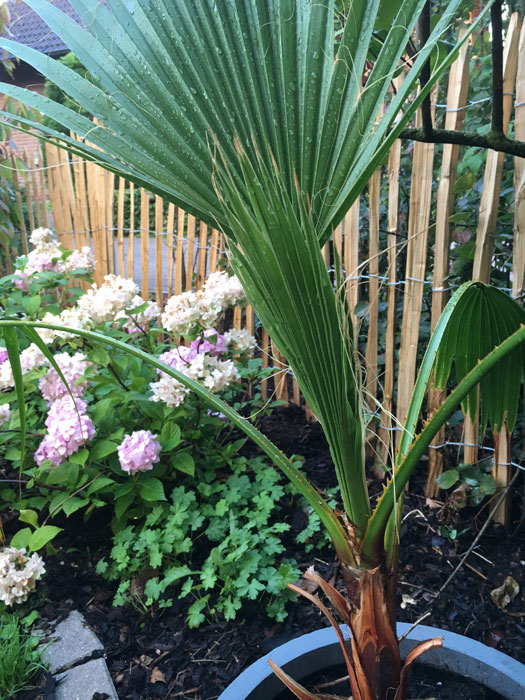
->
10, 406, 525, 700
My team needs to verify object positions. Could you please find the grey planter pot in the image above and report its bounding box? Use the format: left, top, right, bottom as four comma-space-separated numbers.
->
218, 623, 525, 700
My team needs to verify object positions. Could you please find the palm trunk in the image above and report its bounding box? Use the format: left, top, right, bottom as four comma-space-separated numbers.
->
346, 567, 401, 700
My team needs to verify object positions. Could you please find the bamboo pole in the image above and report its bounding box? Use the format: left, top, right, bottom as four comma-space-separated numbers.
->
376, 138, 402, 472
426, 31, 470, 498
105, 170, 115, 274
117, 178, 125, 276
24, 150, 35, 233
71, 141, 90, 250
196, 221, 207, 290
185, 214, 196, 291
155, 195, 164, 305
209, 228, 220, 274
396, 93, 437, 452
11, 155, 28, 254
261, 328, 270, 401
36, 146, 49, 229
365, 166, 381, 420
513, 19, 525, 301
469, 14, 520, 524
344, 199, 360, 327
57, 147, 75, 251
175, 208, 185, 295
127, 182, 135, 280
30, 155, 42, 228
166, 202, 175, 297
140, 188, 150, 299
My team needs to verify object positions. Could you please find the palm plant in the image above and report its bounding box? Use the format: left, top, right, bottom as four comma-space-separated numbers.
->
1, 2, 524, 699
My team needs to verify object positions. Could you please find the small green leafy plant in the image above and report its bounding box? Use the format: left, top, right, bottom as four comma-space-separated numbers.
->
0, 611, 43, 699
97, 455, 300, 625
436, 460, 497, 508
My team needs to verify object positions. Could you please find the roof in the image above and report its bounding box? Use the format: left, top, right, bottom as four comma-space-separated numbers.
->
3, 0, 79, 57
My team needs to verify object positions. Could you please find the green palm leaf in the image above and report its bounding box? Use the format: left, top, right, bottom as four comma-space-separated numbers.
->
0, 0, 493, 540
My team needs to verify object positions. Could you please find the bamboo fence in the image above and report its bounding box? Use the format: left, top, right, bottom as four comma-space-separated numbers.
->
2, 19, 525, 523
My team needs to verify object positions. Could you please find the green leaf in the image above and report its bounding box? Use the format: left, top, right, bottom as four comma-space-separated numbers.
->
88, 345, 110, 367
3, 328, 25, 463
18, 509, 39, 529
187, 596, 209, 628
69, 448, 89, 466
89, 440, 118, 461
115, 491, 135, 521
435, 469, 459, 490
28, 525, 62, 551
160, 422, 182, 451
21, 295, 41, 315
138, 477, 166, 502
171, 452, 194, 477
62, 497, 89, 516
10, 527, 32, 549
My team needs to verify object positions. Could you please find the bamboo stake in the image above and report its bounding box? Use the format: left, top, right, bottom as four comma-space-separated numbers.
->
376, 138, 402, 472
11, 155, 28, 254
30, 156, 42, 228
513, 19, 525, 300
57, 147, 75, 251
396, 93, 437, 453
117, 177, 125, 276
209, 228, 219, 273
44, 144, 64, 246
426, 31, 470, 498
105, 170, 115, 274
140, 188, 150, 299
271, 341, 289, 402
155, 195, 163, 306
71, 140, 90, 249
344, 199, 360, 327
24, 150, 35, 233
36, 146, 49, 229
261, 327, 270, 401
185, 214, 196, 291
127, 182, 135, 280
196, 221, 207, 290
469, 15, 520, 523
365, 166, 381, 419
175, 208, 185, 295
166, 203, 175, 297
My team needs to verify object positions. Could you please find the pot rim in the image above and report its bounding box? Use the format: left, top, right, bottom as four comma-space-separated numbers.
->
218, 622, 525, 700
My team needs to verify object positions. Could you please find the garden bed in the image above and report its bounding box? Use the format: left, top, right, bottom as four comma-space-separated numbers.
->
14, 406, 525, 700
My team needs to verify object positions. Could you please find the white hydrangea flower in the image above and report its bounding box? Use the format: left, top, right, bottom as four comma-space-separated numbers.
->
161, 289, 220, 336
149, 354, 238, 407
0, 403, 10, 426
0, 361, 14, 391
64, 246, 96, 274
77, 274, 139, 325
0, 548, 45, 606
0, 343, 48, 391
203, 271, 245, 309
115, 295, 161, 333
29, 227, 59, 254
149, 374, 190, 407
224, 328, 257, 351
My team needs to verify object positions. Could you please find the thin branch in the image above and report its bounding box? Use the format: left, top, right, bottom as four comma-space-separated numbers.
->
418, 1, 433, 139
491, 0, 504, 134
399, 127, 525, 157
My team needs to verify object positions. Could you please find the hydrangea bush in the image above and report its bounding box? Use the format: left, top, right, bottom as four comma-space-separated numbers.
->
0, 229, 292, 623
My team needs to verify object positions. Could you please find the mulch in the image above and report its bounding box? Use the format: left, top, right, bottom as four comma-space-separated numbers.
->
8, 406, 525, 700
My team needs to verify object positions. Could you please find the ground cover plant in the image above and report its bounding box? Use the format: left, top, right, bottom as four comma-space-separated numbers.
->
1, 2, 525, 700
0, 610, 43, 699
0, 227, 301, 627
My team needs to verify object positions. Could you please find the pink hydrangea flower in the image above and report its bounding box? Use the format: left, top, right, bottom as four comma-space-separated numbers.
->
35, 396, 95, 467
157, 346, 198, 376
117, 430, 161, 474
39, 352, 91, 403
0, 348, 8, 364
190, 328, 227, 356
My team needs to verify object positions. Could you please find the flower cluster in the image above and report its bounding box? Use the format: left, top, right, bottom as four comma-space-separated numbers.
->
35, 395, 96, 467
114, 294, 160, 333
0, 343, 48, 392
64, 246, 96, 274
203, 271, 245, 309
160, 289, 221, 336
0, 547, 45, 606
77, 274, 139, 324
38, 307, 94, 344
150, 343, 239, 408
117, 430, 161, 474
224, 328, 257, 352
0, 403, 10, 426
35, 352, 95, 467
39, 352, 92, 403
160, 271, 245, 337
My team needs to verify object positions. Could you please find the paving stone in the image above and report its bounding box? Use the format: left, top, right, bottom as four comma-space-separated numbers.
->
54, 657, 118, 700
42, 610, 104, 674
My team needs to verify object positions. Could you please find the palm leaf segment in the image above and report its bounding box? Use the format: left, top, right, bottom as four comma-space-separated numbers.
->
0, 0, 479, 530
